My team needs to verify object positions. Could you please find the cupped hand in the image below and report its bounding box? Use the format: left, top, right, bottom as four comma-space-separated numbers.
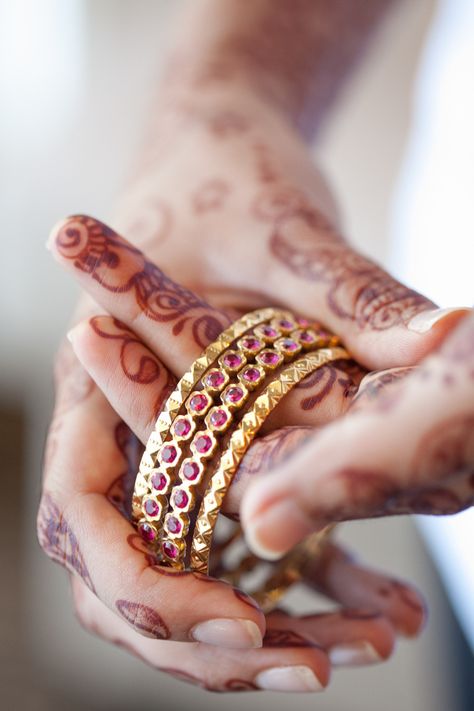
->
241, 311, 474, 560
39, 90, 466, 691
39, 214, 432, 692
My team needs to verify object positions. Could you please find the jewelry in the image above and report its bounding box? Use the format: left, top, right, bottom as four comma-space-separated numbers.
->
132, 307, 349, 609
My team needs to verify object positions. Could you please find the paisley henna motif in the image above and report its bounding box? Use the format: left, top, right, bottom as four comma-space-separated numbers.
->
37, 493, 95, 593
115, 599, 170, 639
54, 215, 228, 344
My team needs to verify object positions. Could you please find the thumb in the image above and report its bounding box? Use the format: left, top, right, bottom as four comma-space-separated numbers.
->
240, 311, 474, 560
258, 188, 469, 369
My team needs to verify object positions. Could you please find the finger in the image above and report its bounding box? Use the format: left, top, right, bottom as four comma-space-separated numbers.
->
38, 488, 268, 648
47, 214, 230, 374
265, 609, 395, 667
40, 345, 267, 650
67, 315, 364, 444
240, 313, 474, 558
302, 543, 426, 638
255, 185, 471, 368
72, 578, 330, 692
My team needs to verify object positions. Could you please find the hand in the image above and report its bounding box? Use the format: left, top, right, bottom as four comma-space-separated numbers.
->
39, 215, 429, 692
240, 311, 474, 559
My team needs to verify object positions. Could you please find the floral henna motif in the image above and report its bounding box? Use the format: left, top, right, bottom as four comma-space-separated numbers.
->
90, 317, 162, 384
296, 363, 355, 411
234, 426, 313, 482
266, 198, 429, 329
411, 414, 474, 483
115, 599, 170, 639
37, 493, 95, 593
54, 215, 228, 346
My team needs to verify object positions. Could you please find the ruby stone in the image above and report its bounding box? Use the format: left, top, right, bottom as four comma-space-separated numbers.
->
182, 460, 200, 481
162, 540, 178, 560
139, 522, 157, 542
226, 386, 244, 403
194, 434, 213, 454
189, 393, 209, 412
242, 366, 260, 382
174, 417, 191, 437
161, 444, 177, 464
205, 370, 225, 388
151, 471, 167, 491
210, 408, 228, 428
172, 488, 189, 509
259, 350, 280, 366
222, 352, 243, 369
144, 498, 160, 517
166, 515, 182, 535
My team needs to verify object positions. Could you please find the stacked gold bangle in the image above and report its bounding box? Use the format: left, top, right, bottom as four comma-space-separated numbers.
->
132, 308, 349, 609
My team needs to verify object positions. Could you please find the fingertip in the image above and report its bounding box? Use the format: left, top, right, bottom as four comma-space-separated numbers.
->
407, 307, 472, 335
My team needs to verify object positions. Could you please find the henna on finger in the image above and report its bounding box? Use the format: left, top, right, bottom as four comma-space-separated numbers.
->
115, 600, 170, 640
50, 215, 229, 348
37, 493, 96, 593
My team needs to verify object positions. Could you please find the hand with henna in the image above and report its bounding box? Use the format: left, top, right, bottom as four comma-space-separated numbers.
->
38, 0, 470, 694
241, 311, 474, 559
41, 217, 427, 693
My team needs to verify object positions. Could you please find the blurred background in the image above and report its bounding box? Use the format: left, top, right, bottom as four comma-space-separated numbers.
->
0, 0, 473, 709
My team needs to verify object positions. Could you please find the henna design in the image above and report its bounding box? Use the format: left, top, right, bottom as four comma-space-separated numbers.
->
264, 194, 430, 329
348, 367, 414, 413
296, 363, 356, 410
234, 426, 313, 482
126, 533, 158, 566
192, 179, 231, 213
90, 317, 162, 384
54, 215, 229, 344
412, 414, 474, 483
106, 421, 143, 518
37, 493, 95, 593
115, 599, 170, 639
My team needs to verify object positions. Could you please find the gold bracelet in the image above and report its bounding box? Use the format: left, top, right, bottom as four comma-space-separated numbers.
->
132, 308, 349, 609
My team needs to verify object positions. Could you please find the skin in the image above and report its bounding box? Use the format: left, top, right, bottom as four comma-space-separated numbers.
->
38, 0, 471, 692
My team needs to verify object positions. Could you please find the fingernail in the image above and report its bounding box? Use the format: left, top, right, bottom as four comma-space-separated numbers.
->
190, 618, 262, 649
329, 641, 381, 666
407, 307, 471, 334
255, 665, 323, 693
244, 499, 313, 561
66, 328, 75, 344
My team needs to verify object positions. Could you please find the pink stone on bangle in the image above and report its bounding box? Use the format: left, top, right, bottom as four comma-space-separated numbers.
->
173, 416, 194, 439
150, 470, 169, 492
239, 364, 265, 390
190, 430, 217, 458
203, 368, 228, 392
162, 539, 180, 561
180, 458, 203, 482
138, 521, 158, 543
187, 391, 212, 416
254, 323, 280, 342
274, 337, 302, 359
256, 349, 283, 370
160, 443, 180, 466
219, 350, 247, 372
206, 405, 231, 432
170, 486, 193, 512
222, 384, 248, 409
237, 335, 264, 355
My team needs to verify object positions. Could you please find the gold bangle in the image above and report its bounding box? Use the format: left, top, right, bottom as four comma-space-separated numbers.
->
132, 308, 349, 610
190, 347, 349, 573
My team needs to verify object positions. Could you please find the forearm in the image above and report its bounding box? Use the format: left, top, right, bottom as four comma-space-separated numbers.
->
161, 0, 396, 140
